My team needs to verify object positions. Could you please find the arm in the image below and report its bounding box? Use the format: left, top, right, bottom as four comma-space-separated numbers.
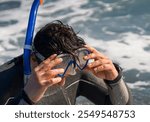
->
104, 63, 132, 105
23, 54, 65, 104
83, 45, 132, 105
6, 54, 65, 105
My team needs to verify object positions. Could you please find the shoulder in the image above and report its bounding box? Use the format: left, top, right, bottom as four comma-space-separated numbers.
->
0, 55, 23, 72
0, 55, 24, 104
0, 55, 23, 82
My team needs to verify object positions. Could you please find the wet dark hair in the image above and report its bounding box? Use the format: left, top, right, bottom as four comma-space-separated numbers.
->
33, 20, 86, 60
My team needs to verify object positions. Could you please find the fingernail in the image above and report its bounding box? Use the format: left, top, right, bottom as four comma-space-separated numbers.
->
59, 58, 63, 62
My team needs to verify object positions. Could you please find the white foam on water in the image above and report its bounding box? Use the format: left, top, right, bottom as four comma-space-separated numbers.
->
81, 33, 150, 72
0, 0, 150, 104
0, 1, 149, 68
37, 0, 92, 27
0, 0, 92, 64
127, 81, 150, 90
0, 0, 150, 72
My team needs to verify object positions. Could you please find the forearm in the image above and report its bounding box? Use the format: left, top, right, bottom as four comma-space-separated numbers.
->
106, 78, 131, 105
105, 63, 132, 105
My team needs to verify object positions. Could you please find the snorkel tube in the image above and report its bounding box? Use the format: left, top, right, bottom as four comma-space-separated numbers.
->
23, 0, 43, 84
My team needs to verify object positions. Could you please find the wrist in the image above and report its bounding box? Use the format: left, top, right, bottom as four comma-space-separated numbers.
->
109, 68, 119, 80
24, 82, 48, 103
104, 63, 123, 84
24, 72, 48, 103
21, 90, 35, 105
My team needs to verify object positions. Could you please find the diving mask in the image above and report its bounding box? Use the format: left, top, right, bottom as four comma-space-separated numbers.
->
33, 47, 90, 77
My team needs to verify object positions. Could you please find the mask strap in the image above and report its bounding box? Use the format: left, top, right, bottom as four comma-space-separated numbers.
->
32, 45, 45, 61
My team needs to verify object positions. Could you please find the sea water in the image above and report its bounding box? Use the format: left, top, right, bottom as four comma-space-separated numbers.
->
0, 0, 150, 105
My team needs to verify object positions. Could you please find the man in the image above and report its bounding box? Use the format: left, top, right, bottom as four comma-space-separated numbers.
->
0, 21, 132, 105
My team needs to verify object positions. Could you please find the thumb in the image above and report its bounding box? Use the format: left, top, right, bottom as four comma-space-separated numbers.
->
58, 77, 66, 86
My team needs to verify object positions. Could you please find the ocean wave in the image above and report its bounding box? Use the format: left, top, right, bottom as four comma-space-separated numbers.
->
0, 0, 150, 104
127, 81, 150, 90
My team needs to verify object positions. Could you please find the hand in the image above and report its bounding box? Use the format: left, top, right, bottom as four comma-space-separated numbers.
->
24, 54, 65, 103
84, 45, 118, 81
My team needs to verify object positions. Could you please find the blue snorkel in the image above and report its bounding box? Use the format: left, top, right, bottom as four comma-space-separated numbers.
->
23, 0, 43, 84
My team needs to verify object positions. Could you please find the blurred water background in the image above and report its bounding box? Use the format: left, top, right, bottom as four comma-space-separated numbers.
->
0, 0, 150, 104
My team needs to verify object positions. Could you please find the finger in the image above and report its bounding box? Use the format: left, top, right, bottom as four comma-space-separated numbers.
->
44, 77, 62, 86
51, 77, 62, 85
94, 64, 112, 73
41, 68, 65, 78
48, 57, 63, 69
84, 45, 106, 59
36, 57, 63, 73
58, 77, 66, 86
35, 54, 57, 72
88, 59, 111, 68
40, 54, 58, 68
43, 54, 57, 64
84, 53, 97, 60
48, 54, 58, 60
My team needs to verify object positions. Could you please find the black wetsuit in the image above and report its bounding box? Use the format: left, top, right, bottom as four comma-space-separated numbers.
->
0, 55, 132, 105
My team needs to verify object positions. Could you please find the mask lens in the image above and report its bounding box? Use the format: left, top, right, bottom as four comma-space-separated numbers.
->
75, 48, 89, 69
54, 54, 76, 77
